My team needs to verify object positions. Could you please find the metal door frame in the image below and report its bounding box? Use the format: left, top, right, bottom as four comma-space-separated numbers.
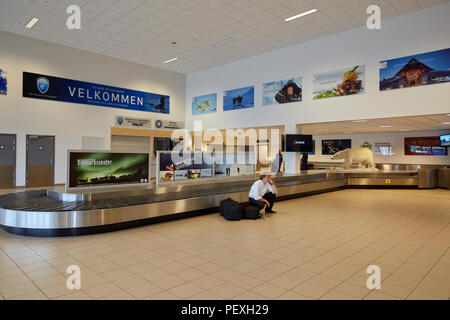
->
26, 134, 55, 187
0, 133, 16, 188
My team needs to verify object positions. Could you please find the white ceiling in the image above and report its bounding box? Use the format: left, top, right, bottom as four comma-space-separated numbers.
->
0, 0, 448, 74
301, 114, 450, 135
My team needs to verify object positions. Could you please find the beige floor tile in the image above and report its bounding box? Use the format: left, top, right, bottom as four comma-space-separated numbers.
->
126, 282, 163, 299
55, 291, 92, 300
190, 275, 225, 290
276, 290, 314, 300
0, 272, 31, 289
364, 291, 401, 300
176, 268, 206, 282
208, 282, 246, 299
320, 290, 357, 300
7, 290, 48, 300
291, 282, 331, 299
112, 275, 147, 290
144, 290, 180, 300
268, 273, 305, 290
212, 268, 243, 282
406, 290, 447, 300
233, 291, 268, 300
379, 282, 412, 299
333, 282, 372, 299
102, 268, 134, 282
188, 291, 224, 300
34, 274, 67, 290
100, 291, 135, 300
26, 267, 61, 281
251, 282, 287, 299
195, 262, 224, 274
1, 282, 40, 299
84, 282, 122, 300
168, 283, 204, 299
152, 275, 186, 290
81, 274, 109, 290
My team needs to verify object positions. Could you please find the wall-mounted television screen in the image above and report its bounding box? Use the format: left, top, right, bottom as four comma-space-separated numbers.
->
68, 151, 149, 189
440, 134, 450, 147
405, 137, 448, 156
285, 134, 313, 152
322, 139, 352, 155
154, 137, 172, 157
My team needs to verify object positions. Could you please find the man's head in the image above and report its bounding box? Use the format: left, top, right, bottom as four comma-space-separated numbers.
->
260, 174, 270, 183
287, 85, 294, 95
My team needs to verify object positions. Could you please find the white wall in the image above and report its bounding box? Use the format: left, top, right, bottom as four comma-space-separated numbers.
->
185, 3, 450, 131
0, 31, 185, 186
310, 130, 450, 165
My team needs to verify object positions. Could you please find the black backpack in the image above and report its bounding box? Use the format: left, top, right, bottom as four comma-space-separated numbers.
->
219, 198, 242, 221
243, 205, 262, 220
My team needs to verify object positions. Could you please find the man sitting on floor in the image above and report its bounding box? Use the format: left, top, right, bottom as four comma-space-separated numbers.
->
249, 174, 277, 214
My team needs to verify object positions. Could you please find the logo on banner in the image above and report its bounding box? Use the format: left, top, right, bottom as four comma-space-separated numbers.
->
36, 77, 49, 94
117, 116, 124, 126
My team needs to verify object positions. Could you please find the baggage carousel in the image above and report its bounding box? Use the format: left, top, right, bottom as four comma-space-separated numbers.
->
0, 167, 426, 237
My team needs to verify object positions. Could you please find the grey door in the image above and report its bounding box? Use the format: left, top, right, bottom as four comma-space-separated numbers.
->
26, 135, 55, 188
0, 134, 16, 189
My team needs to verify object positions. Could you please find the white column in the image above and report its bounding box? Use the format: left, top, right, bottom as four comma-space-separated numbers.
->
284, 123, 301, 174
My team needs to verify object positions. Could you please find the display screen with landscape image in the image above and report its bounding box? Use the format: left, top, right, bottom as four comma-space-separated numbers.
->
262, 77, 302, 106
380, 48, 450, 91
313, 65, 365, 99
223, 86, 254, 111
192, 93, 217, 115
405, 137, 447, 156
322, 140, 352, 155
158, 152, 213, 182
68, 152, 149, 188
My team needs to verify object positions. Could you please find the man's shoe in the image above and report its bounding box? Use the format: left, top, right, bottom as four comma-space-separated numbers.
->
268, 210, 277, 214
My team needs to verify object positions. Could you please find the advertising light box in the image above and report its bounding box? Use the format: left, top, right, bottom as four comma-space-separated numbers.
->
68, 151, 150, 189
158, 152, 213, 182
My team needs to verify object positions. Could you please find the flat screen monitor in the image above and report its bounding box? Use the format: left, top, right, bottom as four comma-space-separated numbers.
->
440, 134, 450, 147
322, 139, 352, 155
285, 134, 313, 152
154, 137, 172, 156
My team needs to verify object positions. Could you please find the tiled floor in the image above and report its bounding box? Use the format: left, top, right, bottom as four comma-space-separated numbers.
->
0, 188, 449, 300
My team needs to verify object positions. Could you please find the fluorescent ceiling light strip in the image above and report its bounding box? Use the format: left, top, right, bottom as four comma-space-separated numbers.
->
26, 18, 39, 28
163, 57, 178, 64
211, 38, 233, 47
380, 125, 393, 128
285, 9, 317, 22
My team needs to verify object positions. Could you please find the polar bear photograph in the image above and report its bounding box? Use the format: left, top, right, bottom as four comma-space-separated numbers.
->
331, 148, 378, 170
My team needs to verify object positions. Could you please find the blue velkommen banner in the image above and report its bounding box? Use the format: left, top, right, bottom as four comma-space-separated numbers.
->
23, 72, 170, 114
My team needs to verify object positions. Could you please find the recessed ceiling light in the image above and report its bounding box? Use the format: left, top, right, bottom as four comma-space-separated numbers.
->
26, 18, 39, 28
352, 120, 368, 123
284, 9, 318, 22
211, 38, 233, 47
163, 58, 178, 64
380, 125, 393, 128
442, 122, 450, 125
399, 129, 411, 132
